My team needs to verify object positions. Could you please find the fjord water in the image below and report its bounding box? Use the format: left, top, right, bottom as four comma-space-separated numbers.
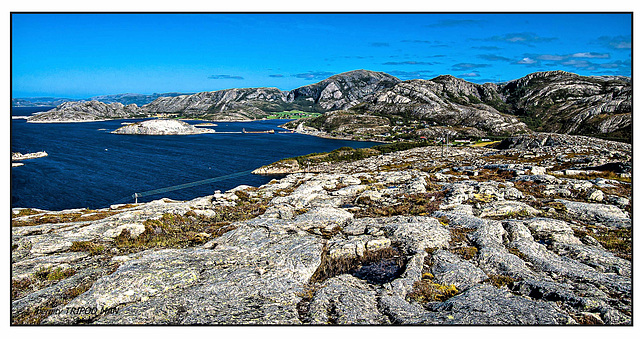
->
11, 107, 379, 211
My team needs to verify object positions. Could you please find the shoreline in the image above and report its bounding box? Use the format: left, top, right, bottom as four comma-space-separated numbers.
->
277, 124, 389, 143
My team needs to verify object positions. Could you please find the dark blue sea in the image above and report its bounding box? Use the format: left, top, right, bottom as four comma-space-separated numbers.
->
11, 107, 379, 211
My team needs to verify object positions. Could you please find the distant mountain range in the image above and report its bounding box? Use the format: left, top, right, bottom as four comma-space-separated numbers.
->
12, 92, 192, 107
23, 69, 631, 143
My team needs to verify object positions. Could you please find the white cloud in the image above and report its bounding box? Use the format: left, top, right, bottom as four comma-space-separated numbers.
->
516, 57, 537, 65
570, 52, 610, 58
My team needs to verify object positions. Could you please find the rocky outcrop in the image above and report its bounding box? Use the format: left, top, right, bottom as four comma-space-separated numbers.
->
11, 132, 631, 325
111, 119, 215, 135
502, 70, 631, 141
142, 87, 288, 120
352, 77, 529, 137
12, 151, 48, 161
287, 70, 401, 111
27, 101, 146, 122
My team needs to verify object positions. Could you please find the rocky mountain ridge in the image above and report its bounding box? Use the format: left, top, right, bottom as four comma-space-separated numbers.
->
24, 70, 631, 142
292, 70, 630, 142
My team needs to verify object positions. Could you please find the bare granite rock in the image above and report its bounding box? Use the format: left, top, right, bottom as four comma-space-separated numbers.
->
11, 132, 632, 325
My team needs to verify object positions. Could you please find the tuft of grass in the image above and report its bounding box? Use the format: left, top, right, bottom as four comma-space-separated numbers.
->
573, 226, 631, 261
437, 216, 450, 226
449, 227, 475, 245
407, 279, 459, 303
33, 266, 76, 282
503, 209, 530, 219
508, 247, 527, 260
451, 246, 478, 260
486, 274, 517, 288
12, 208, 41, 218
354, 190, 447, 218
12, 210, 120, 227
114, 200, 266, 253
69, 241, 105, 256
46, 268, 77, 281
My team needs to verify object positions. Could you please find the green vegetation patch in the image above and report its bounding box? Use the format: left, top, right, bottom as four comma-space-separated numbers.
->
265, 110, 322, 120
12, 208, 42, 218
271, 140, 432, 170
407, 279, 459, 303
69, 241, 106, 256
486, 274, 518, 288
573, 226, 631, 261
33, 266, 76, 282
114, 199, 267, 253
353, 190, 447, 218
12, 209, 120, 227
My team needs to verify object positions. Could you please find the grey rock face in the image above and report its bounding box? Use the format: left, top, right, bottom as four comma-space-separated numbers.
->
306, 275, 389, 324
502, 70, 631, 139
360, 78, 529, 137
143, 87, 288, 120
288, 70, 401, 111
431, 250, 488, 291
427, 285, 574, 325
557, 199, 631, 228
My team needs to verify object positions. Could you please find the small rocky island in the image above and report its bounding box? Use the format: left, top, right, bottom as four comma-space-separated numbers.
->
111, 119, 215, 135
11, 133, 631, 325
12, 151, 49, 167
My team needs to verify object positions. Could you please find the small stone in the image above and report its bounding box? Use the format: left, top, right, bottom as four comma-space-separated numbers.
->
587, 189, 604, 202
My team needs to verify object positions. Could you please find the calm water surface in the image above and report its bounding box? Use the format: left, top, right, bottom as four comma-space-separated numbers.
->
11, 107, 379, 210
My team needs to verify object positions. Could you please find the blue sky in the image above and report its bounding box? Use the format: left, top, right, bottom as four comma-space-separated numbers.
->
11, 13, 632, 98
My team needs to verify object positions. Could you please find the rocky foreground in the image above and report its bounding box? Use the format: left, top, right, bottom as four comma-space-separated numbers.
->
11, 133, 632, 325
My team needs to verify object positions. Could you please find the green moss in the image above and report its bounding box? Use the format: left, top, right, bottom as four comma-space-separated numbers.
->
33, 266, 76, 282
449, 227, 475, 244
451, 246, 478, 260
353, 191, 446, 218
46, 267, 76, 281
407, 279, 459, 303
12, 209, 120, 227
573, 226, 631, 261
12, 208, 41, 218
486, 274, 517, 288
114, 200, 266, 253
69, 241, 106, 255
